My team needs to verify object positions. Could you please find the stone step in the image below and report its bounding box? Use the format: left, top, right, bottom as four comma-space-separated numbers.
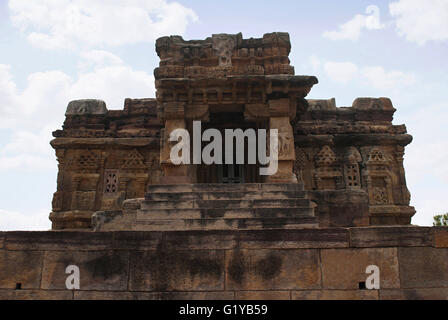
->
132, 216, 317, 231
145, 190, 308, 201
146, 183, 305, 194
124, 183, 318, 232
140, 198, 312, 210
136, 207, 315, 220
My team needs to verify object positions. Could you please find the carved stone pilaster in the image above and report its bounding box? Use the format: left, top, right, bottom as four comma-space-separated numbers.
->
160, 118, 194, 184
266, 116, 297, 183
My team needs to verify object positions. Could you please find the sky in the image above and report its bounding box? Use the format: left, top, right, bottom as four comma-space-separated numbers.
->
0, 0, 447, 230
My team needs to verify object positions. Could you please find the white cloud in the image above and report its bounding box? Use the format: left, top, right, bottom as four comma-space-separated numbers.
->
323, 5, 385, 41
0, 40, 159, 229
78, 50, 123, 71
401, 102, 448, 226
309, 55, 322, 72
21, 71, 73, 119
0, 56, 155, 130
0, 208, 51, 231
70, 65, 155, 109
0, 127, 56, 173
312, 57, 416, 90
323, 61, 359, 84
2, 128, 53, 155
0, 154, 54, 172
0, 69, 73, 130
8, 0, 198, 50
404, 102, 448, 183
0, 48, 156, 229
0, 65, 21, 116
390, 0, 448, 45
361, 66, 416, 90
0, 50, 155, 176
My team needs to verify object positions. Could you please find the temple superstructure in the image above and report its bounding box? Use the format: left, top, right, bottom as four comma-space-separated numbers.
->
49, 32, 415, 230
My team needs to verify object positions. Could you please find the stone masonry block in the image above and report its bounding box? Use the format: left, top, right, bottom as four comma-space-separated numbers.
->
41, 250, 129, 291
398, 247, 448, 288
237, 229, 349, 249
235, 290, 290, 300
0, 250, 44, 289
129, 249, 225, 291
380, 288, 448, 300
4, 231, 114, 251
321, 248, 399, 289
75, 290, 235, 300
225, 249, 321, 290
433, 227, 448, 248
0, 289, 73, 300
349, 227, 433, 248
292, 289, 378, 300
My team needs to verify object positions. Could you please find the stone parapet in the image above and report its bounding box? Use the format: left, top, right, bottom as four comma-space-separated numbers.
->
154, 32, 296, 79
0, 226, 447, 300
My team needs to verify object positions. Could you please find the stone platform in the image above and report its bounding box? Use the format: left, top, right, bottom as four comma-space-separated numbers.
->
93, 183, 318, 231
1, 226, 448, 300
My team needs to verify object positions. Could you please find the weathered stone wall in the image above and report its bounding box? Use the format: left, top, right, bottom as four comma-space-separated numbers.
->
295, 97, 414, 226
1, 226, 447, 300
50, 98, 163, 229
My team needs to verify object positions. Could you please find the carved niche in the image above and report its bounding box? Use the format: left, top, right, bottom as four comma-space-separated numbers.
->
314, 145, 343, 190
70, 173, 100, 211
363, 147, 394, 205
119, 149, 148, 200
67, 149, 104, 211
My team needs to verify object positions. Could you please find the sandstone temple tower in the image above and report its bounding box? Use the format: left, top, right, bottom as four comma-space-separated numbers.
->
49, 32, 415, 231
6, 32, 448, 302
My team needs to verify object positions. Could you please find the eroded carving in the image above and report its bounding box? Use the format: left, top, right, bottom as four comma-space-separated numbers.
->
212, 34, 237, 66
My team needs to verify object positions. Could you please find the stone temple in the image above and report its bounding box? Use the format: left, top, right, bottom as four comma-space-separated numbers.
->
49, 32, 415, 231
1, 33, 447, 301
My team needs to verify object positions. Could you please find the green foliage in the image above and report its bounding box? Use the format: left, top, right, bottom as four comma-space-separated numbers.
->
433, 213, 448, 226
